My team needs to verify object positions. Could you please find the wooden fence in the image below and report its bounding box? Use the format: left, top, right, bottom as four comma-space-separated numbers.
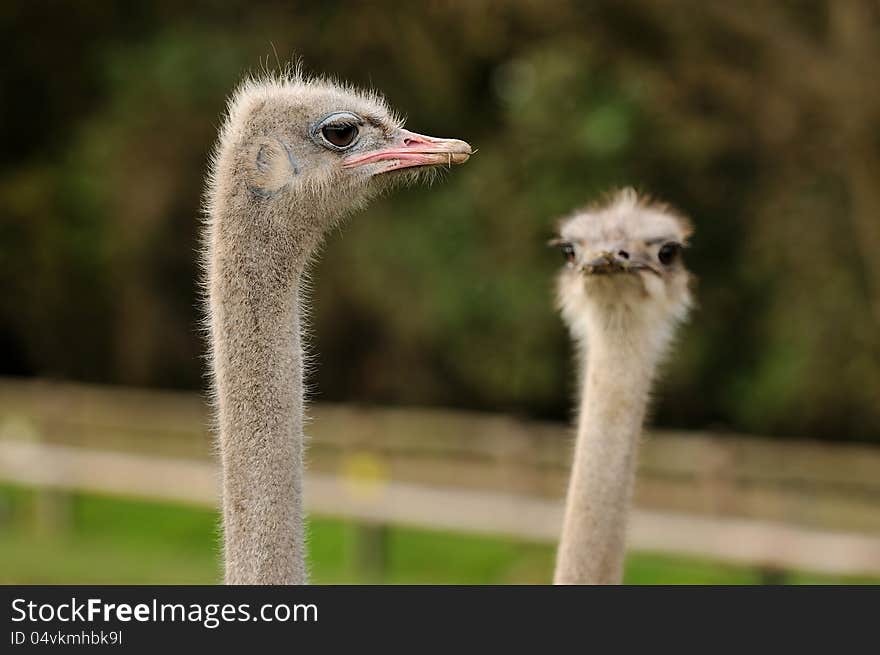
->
1, 378, 879, 576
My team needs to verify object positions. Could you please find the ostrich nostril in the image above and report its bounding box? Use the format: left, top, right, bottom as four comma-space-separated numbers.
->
618, 250, 629, 260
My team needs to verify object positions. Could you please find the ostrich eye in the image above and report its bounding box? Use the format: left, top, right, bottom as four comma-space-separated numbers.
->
321, 123, 358, 148
658, 242, 681, 266
559, 242, 576, 264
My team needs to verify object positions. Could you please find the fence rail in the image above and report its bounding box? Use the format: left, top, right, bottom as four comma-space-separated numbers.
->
1, 378, 879, 576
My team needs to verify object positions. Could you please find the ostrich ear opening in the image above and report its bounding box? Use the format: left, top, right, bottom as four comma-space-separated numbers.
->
245, 139, 299, 198
674, 214, 694, 241
674, 236, 692, 250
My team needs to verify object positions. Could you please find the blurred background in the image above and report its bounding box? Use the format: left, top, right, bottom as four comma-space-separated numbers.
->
1, 0, 879, 583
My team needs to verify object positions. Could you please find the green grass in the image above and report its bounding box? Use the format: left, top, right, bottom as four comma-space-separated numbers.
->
0, 485, 875, 584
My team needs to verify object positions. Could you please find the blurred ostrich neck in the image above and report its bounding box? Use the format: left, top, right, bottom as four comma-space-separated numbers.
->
211, 199, 321, 585
554, 314, 662, 584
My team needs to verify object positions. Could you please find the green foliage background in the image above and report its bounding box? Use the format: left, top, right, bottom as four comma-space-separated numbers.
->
2, 1, 879, 441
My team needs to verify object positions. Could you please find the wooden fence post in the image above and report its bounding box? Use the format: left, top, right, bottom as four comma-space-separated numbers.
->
352, 523, 389, 583
33, 488, 72, 535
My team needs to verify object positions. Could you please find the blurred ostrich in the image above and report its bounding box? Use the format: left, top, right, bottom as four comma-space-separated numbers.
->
550, 190, 693, 584
203, 72, 471, 584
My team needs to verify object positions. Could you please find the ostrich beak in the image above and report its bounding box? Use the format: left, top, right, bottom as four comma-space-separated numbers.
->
582, 251, 659, 276
342, 129, 473, 174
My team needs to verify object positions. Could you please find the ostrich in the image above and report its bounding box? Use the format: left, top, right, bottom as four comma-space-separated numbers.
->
203, 72, 472, 584
550, 189, 693, 584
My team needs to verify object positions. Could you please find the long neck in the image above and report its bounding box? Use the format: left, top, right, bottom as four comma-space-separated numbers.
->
208, 207, 317, 585
553, 324, 661, 584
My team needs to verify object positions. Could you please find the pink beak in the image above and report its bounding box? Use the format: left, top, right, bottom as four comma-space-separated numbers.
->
342, 129, 473, 174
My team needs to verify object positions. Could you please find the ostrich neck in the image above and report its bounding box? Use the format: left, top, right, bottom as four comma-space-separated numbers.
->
554, 325, 660, 584
209, 207, 318, 585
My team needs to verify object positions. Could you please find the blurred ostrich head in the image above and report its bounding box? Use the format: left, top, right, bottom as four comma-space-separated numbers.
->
552, 189, 693, 352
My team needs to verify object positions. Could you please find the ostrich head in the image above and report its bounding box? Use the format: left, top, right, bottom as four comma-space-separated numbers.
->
552, 189, 693, 354
208, 73, 472, 239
